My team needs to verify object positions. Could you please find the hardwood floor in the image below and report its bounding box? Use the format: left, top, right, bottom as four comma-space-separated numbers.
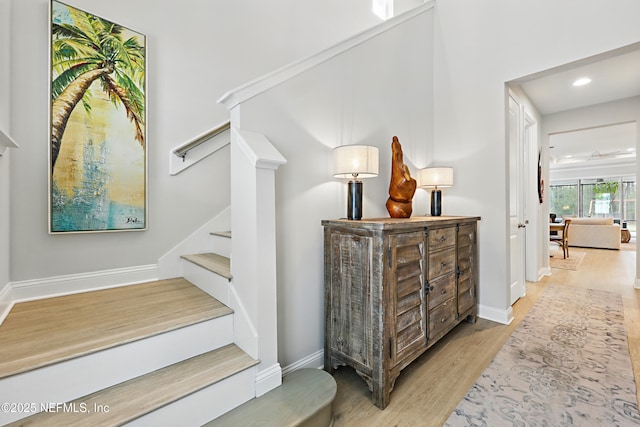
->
330, 246, 640, 427
0, 278, 232, 379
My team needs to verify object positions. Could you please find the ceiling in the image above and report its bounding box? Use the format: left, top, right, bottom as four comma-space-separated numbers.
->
514, 45, 640, 169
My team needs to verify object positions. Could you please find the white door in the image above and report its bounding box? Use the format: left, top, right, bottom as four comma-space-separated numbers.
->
508, 94, 526, 305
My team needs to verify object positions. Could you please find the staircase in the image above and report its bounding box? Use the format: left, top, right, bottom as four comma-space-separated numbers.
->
0, 268, 259, 426
1, 229, 335, 426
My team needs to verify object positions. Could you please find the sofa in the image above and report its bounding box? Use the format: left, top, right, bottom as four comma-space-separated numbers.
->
561, 216, 621, 250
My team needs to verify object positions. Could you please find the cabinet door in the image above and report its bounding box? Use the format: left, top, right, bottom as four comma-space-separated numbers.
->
327, 231, 374, 368
457, 223, 477, 316
389, 231, 427, 367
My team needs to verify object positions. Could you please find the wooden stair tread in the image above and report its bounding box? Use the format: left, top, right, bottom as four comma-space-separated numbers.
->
204, 368, 336, 427
8, 344, 259, 427
181, 253, 232, 280
210, 230, 232, 238
0, 278, 232, 379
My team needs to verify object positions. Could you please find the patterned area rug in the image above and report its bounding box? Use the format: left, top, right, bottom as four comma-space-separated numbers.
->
445, 285, 640, 426
549, 251, 585, 270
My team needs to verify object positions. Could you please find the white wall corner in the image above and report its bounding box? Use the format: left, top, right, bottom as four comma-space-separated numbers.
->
635, 278, 640, 289
255, 363, 282, 397
478, 303, 514, 325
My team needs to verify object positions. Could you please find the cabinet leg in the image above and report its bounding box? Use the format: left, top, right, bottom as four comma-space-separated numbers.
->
371, 379, 391, 409
465, 314, 477, 324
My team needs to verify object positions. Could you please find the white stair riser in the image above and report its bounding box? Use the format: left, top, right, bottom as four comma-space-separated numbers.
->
182, 261, 231, 305
125, 366, 256, 427
210, 234, 232, 258
0, 316, 234, 425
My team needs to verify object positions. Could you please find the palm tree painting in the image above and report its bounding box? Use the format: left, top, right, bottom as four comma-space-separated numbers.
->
50, 1, 146, 233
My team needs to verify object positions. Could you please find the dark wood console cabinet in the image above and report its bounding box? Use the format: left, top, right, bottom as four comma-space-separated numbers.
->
322, 216, 480, 409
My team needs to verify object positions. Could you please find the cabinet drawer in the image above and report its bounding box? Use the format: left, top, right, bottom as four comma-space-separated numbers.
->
428, 227, 456, 250
428, 247, 456, 280
429, 297, 456, 340
427, 272, 455, 310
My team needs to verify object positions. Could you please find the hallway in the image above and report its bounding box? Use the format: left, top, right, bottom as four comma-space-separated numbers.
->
330, 246, 640, 426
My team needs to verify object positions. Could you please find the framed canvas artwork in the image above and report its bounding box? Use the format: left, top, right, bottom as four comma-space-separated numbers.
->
49, 1, 147, 233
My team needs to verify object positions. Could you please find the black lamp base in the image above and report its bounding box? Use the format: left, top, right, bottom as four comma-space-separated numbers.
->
430, 189, 442, 216
347, 180, 363, 220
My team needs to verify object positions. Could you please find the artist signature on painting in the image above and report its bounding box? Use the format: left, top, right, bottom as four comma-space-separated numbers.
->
126, 217, 143, 224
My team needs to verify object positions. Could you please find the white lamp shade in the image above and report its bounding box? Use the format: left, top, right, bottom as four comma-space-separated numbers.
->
332, 145, 379, 178
419, 167, 454, 188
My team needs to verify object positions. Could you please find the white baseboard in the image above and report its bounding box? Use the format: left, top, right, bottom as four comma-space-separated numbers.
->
0, 282, 13, 325
282, 350, 324, 377
255, 363, 282, 397
540, 267, 551, 277
478, 303, 513, 325
8, 264, 159, 306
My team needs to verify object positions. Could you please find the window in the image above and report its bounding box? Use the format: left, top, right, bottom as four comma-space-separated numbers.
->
550, 177, 636, 232
549, 183, 578, 217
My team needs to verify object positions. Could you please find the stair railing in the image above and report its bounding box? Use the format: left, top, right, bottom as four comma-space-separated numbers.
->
170, 120, 231, 175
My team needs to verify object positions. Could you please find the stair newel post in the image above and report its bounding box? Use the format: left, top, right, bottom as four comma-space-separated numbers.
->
230, 124, 287, 397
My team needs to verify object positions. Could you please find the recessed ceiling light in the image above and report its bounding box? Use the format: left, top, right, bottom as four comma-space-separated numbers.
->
573, 77, 592, 87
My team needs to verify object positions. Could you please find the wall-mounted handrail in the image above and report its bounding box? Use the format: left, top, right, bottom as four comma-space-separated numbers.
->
0, 128, 19, 156
173, 120, 231, 161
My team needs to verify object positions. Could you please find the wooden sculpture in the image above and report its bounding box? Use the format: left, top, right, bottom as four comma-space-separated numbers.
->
386, 136, 416, 218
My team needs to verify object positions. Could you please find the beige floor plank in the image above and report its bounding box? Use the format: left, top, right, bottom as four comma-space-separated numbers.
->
0, 278, 232, 379
330, 247, 640, 427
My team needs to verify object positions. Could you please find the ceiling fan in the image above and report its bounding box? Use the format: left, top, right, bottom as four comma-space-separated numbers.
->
551, 148, 635, 165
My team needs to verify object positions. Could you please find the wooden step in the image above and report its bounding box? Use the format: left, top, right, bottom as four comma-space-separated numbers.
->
181, 253, 232, 280
204, 368, 336, 427
0, 277, 232, 379
210, 230, 232, 238
8, 344, 259, 427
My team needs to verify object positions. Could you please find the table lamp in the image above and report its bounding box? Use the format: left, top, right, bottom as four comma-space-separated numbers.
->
419, 167, 453, 216
333, 145, 379, 220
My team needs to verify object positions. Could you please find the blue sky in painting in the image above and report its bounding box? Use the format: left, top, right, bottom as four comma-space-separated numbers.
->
51, 1, 74, 26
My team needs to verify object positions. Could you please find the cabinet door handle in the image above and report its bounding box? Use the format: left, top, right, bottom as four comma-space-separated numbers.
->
439, 236, 446, 242
440, 317, 447, 323
441, 261, 447, 269
424, 282, 434, 294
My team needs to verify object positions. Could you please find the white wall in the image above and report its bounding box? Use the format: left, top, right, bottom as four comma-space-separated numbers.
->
1, 0, 11, 291
233, 10, 434, 366
432, 0, 640, 317
7, 0, 386, 281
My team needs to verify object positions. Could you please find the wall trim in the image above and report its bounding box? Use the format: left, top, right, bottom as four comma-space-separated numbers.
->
478, 303, 513, 325
0, 282, 13, 326
217, 1, 435, 110
281, 350, 324, 377
9, 264, 159, 306
255, 363, 282, 397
